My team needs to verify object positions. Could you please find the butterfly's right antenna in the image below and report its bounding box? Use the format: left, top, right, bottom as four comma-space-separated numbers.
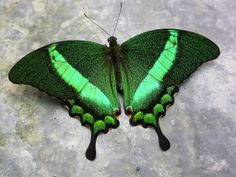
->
112, 2, 123, 36
84, 13, 112, 37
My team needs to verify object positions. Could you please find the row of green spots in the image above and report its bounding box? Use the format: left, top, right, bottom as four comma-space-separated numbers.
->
132, 111, 157, 126
131, 86, 176, 126
66, 99, 118, 123
93, 116, 117, 134
68, 101, 117, 135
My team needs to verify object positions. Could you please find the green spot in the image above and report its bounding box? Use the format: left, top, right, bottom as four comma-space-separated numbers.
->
67, 99, 75, 105
82, 113, 94, 125
93, 120, 106, 134
167, 86, 175, 94
153, 104, 165, 116
144, 113, 157, 125
71, 105, 84, 116
104, 116, 115, 126
133, 111, 144, 123
161, 94, 173, 105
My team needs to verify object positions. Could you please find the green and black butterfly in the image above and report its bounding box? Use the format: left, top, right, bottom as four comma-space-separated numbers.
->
8, 5, 220, 160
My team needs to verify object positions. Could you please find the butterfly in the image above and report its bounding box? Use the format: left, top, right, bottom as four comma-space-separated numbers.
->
8, 4, 220, 161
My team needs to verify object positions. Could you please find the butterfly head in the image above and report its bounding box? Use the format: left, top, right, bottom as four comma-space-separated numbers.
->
108, 36, 117, 47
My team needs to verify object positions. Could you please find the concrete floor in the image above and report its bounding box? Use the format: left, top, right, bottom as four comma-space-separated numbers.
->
0, 0, 235, 177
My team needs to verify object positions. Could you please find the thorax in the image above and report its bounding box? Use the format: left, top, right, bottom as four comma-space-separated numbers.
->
107, 36, 121, 62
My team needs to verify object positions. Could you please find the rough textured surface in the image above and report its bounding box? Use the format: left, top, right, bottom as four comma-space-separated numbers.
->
0, 0, 235, 177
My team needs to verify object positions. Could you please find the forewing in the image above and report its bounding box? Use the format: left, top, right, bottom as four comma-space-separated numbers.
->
9, 41, 120, 160
120, 29, 220, 150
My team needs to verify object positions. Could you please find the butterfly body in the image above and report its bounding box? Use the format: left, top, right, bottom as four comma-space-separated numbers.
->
106, 36, 123, 90
9, 29, 220, 160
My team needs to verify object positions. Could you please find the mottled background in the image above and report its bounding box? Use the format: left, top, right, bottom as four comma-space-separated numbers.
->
0, 0, 235, 177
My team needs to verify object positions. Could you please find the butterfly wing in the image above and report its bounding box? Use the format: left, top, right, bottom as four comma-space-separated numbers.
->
120, 29, 220, 150
9, 41, 120, 160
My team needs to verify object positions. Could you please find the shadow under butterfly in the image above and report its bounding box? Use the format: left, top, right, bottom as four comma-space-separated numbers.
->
8, 3, 220, 160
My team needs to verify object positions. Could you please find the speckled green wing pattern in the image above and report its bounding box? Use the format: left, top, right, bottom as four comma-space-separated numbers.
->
8, 41, 120, 160
121, 29, 220, 150
9, 29, 220, 161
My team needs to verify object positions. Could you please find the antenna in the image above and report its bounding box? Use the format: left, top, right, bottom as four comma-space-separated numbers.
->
84, 13, 112, 36
112, 2, 123, 36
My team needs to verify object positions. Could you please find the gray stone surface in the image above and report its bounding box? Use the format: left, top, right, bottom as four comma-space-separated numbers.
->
0, 0, 236, 177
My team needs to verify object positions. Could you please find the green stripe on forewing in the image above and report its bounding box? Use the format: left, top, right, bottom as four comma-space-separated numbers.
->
48, 44, 115, 115
48, 44, 89, 92
149, 30, 178, 81
130, 30, 178, 111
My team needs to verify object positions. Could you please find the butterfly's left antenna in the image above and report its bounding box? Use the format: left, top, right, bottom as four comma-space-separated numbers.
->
112, 2, 123, 36
84, 13, 112, 37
